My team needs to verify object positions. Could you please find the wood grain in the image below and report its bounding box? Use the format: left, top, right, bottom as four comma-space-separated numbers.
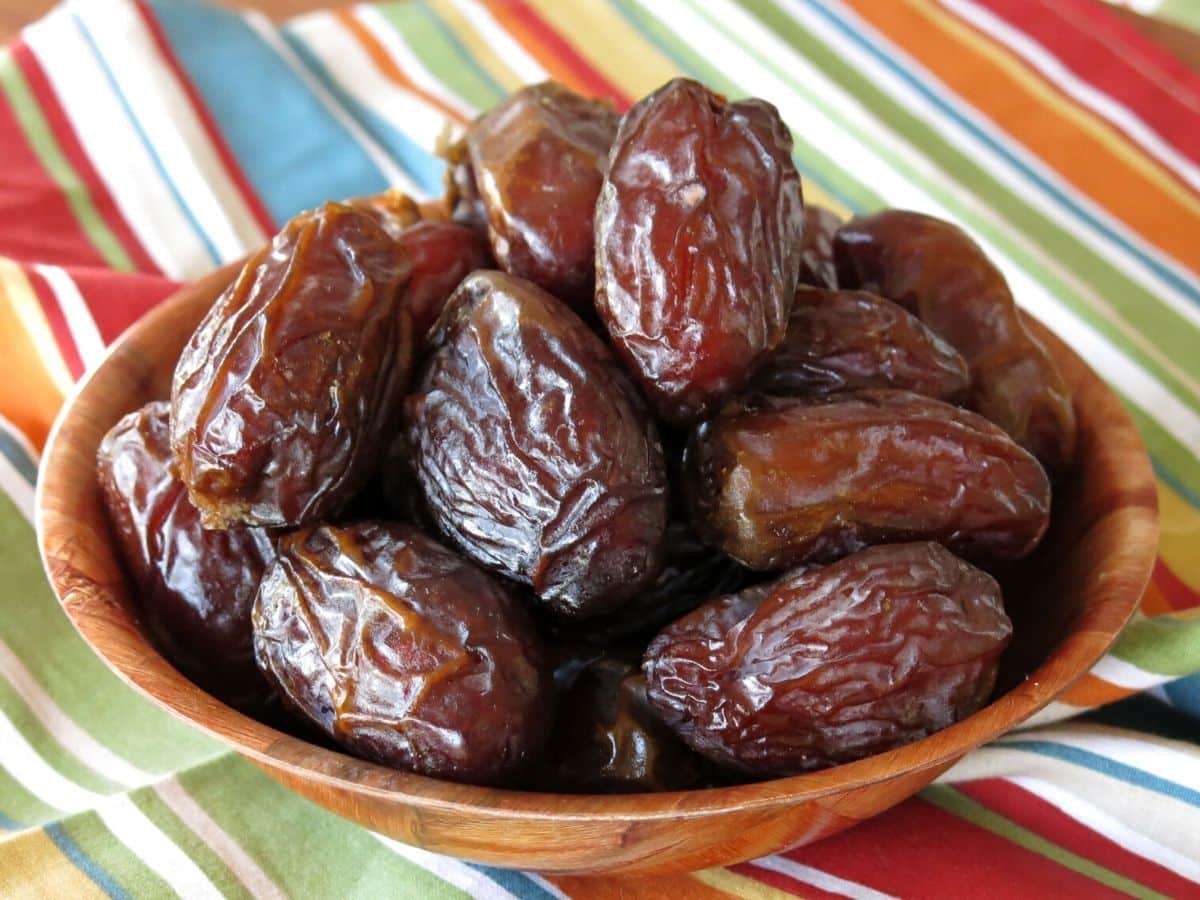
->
35, 262, 1158, 874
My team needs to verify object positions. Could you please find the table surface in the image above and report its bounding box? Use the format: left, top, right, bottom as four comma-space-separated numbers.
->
1, 0, 1198, 68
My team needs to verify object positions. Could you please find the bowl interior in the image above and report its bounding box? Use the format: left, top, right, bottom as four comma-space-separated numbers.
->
35, 265, 1158, 869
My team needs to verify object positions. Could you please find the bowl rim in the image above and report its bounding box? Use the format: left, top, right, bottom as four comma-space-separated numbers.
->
35, 267, 1159, 824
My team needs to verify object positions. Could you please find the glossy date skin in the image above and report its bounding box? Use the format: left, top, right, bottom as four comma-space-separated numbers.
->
686, 390, 1051, 570
344, 188, 422, 240
98, 402, 274, 711
834, 209, 1076, 472
595, 78, 805, 424
406, 270, 668, 617
252, 521, 549, 784
753, 286, 969, 400
797, 205, 842, 289
171, 203, 413, 529
466, 82, 618, 309
644, 542, 1011, 775
543, 657, 702, 792
396, 219, 492, 344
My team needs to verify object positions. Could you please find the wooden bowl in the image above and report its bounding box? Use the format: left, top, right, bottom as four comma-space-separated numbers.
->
36, 265, 1158, 876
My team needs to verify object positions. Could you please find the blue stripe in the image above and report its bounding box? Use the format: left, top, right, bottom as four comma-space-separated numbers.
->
68, 12, 221, 267
0, 428, 37, 486
466, 863, 560, 900
1163, 673, 1200, 720
280, 29, 446, 198
145, 0, 388, 224
1001, 739, 1200, 809
44, 822, 131, 900
794, 0, 1200, 309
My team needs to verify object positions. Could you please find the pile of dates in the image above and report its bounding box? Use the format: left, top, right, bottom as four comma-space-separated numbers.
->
98, 78, 1074, 791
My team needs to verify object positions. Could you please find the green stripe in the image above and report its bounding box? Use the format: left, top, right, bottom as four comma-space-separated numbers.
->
376, 1, 504, 111
0, 494, 220, 774
1124, 403, 1200, 509
59, 810, 174, 898
177, 755, 467, 898
0, 49, 135, 272
0, 764, 61, 827
735, 0, 1200, 419
923, 785, 1170, 900
130, 786, 250, 900
1111, 616, 1200, 677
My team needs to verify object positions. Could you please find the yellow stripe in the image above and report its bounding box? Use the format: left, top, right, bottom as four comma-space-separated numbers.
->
693, 866, 802, 899
1157, 480, 1200, 593
912, 0, 1200, 223
426, 0, 527, 93
0, 830, 109, 899
0, 259, 73, 397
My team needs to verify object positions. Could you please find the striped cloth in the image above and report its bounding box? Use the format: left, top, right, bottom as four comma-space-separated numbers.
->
0, 0, 1197, 896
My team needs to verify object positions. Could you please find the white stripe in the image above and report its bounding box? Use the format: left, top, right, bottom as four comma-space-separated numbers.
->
353, 4, 478, 118
32, 264, 106, 369
750, 855, 897, 900
645, 0, 1200, 455
0, 258, 74, 396
1012, 775, 1200, 883
1018, 700, 1082, 729
153, 777, 288, 900
373, 833, 521, 900
0, 454, 35, 524
1088, 654, 1173, 691
943, 0, 1200, 193
445, 0, 547, 85
72, 0, 265, 264
242, 11, 415, 192
0, 637, 153, 789
790, 0, 1200, 334
22, 6, 210, 279
96, 795, 225, 900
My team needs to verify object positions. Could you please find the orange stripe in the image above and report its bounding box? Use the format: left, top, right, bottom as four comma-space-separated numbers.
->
840, 0, 1200, 272
474, 0, 592, 94
1138, 576, 1174, 617
0, 266, 67, 450
335, 9, 468, 125
1059, 673, 1136, 708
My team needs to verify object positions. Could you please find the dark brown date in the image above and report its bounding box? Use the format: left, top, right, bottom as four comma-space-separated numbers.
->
753, 286, 969, 400
543, 657, 702, 792
344, 188, 422, 240
595, 77, 805, 424
440, 132, 488, 230
252, 521, 549, 784
644, 542, 1011, 775
171, 202, 413, 528
97, 402, 274, 711
686, 390, 1051, 570
396, 219, 492, 344
834, 209, 1076, 472
466, 81, 618, 308
406, 270, 668, 617
797, 204, 842, 289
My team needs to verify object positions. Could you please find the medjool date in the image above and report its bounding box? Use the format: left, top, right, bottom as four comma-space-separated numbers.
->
252, 521, 549, 784
797, 204, 842, 289
643, 542, 1011, 775
595, 78, 805, 423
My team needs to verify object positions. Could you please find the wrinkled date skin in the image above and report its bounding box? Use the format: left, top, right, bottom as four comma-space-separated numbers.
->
344, 188, 422, 240
98, 402, 275, 711
644, 542, 1011, 775
753, 286, 969, 400
396, 220, 492, 344
171, 202, 413, 528
595, 78, 805, 424
252, 521, 550, 784
407, 271, 668, 617
543, 657, 702, 792
834, 210, 1076, 472
546, 522, 751, 649
797, 205, 842, 289
686, 390, 1051, 570
466, 81, 618, 308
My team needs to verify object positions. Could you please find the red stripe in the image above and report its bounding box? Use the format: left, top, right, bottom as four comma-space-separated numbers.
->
132, 0, 276, 236
975, 0, 1200, 169
60, 266, 177, 345
959, 779, 1200, 899
729, 861, 846, 899
0, 64, 108, 269
12, 41, 158, 273
24, 265, 85, 379
1151, 557, 1200, 612
783, 795, 1129, 899
502, 0, 629, 108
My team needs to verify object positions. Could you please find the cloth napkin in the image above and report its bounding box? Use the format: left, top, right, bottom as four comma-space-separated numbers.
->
1, 0, 1197, 896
